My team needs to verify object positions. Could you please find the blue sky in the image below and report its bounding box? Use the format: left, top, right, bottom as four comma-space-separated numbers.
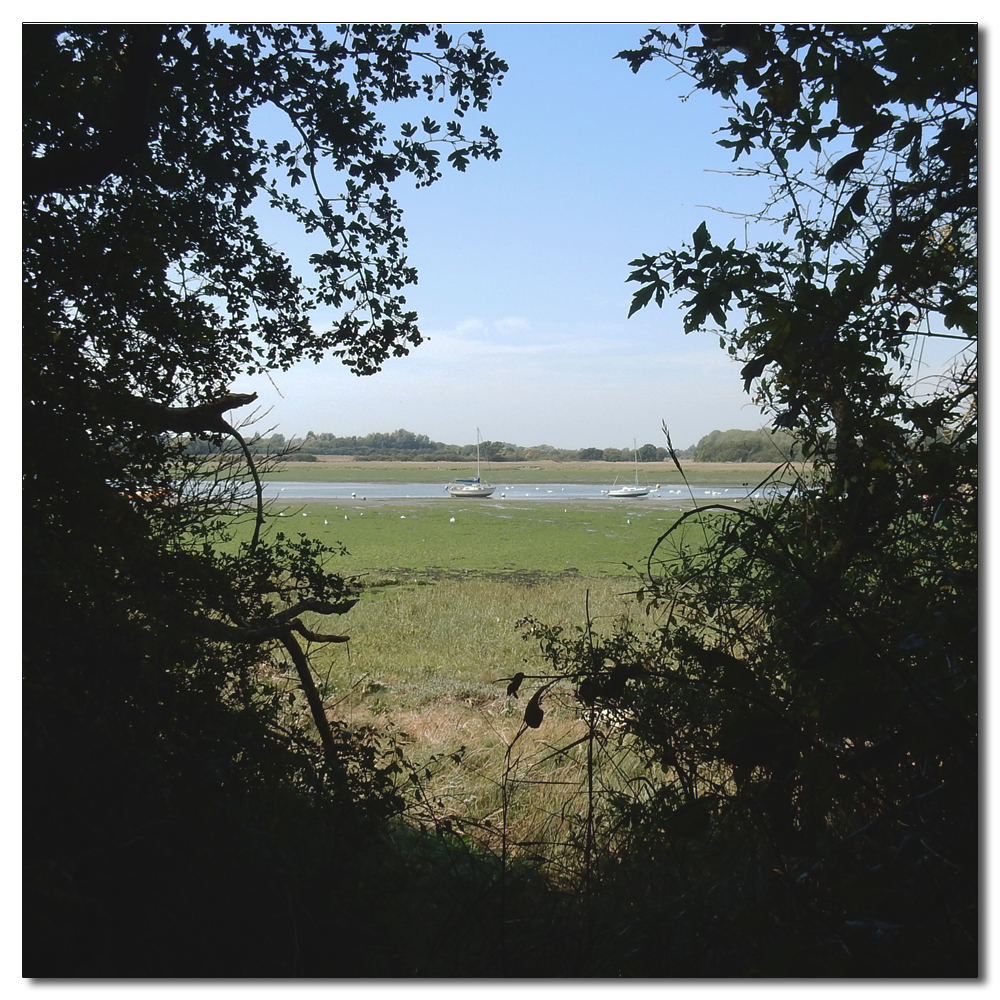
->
232, 20, 973, 452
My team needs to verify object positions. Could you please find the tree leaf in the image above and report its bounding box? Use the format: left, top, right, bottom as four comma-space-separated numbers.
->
692, 221, 712, 256
825, 149, 865, 183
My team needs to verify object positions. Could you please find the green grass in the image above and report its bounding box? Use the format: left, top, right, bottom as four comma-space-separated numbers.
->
234, 500, 697, 580
221, 496, 719, 864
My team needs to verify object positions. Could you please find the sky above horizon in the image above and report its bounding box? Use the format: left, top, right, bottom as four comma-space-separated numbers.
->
231, 22, 972, 452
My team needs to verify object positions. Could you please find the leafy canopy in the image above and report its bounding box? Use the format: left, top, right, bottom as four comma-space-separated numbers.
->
23, 24, 508, 976
512, 23, 977, 975
24, 24, 507, 393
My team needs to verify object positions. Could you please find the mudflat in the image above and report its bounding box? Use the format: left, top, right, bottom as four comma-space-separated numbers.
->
261, 457, 792, 486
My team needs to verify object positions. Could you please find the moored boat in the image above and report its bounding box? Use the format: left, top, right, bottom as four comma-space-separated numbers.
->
446, 476, 496, 498
605, 482, 651, 498
446, 430, 496, 497
602, 440, 650, 498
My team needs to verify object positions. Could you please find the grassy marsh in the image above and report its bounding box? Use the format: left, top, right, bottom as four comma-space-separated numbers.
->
253, 499, 690, 579
223, 496, 714, 861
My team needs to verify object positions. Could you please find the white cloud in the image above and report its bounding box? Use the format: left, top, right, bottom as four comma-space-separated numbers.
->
494, 316, 531, 335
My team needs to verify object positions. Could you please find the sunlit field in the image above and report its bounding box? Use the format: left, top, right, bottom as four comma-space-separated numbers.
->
246, 498, 693, 578
219, 495, 712, 857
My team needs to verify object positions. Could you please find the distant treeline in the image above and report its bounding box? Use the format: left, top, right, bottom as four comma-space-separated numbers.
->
182, 427, 800, 463
690, 428, 801, 463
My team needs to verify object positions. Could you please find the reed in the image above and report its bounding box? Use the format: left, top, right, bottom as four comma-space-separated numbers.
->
296, 575, 642, 856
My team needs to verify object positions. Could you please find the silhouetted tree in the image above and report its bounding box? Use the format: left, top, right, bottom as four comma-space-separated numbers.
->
529, 23, 976, 976
23, 23, 506, 976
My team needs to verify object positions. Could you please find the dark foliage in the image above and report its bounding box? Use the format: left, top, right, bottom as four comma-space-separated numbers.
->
23, 23, 509, 976
513, 23, 977, 976
23, 22, 977, 978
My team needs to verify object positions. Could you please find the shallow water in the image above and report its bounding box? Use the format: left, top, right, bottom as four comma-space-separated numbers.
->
258, 481, 784, 502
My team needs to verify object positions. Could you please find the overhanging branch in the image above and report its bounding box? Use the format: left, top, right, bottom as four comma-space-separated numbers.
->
134, 392, 260, 435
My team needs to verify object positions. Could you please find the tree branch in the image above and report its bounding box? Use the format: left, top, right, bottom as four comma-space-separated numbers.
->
290, 619, 351, 644
133, 392, 260, 435
184, 598, 358, 645
280, 631, 341, 772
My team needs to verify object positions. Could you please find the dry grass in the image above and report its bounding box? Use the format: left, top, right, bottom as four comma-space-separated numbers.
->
291, 574, 648, 865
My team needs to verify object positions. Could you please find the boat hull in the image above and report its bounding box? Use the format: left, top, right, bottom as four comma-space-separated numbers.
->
605, 487, 650, 498
446, 484, 496, 497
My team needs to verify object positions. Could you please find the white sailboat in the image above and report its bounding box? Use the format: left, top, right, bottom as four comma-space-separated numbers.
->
446, 430, 496, 497
603, 440, 651, 498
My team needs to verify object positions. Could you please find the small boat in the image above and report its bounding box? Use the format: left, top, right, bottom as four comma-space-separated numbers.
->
603, 440, 651, 498
606, 482, 651, 498
446, 477, 496, 498
447, 430, 496, 497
